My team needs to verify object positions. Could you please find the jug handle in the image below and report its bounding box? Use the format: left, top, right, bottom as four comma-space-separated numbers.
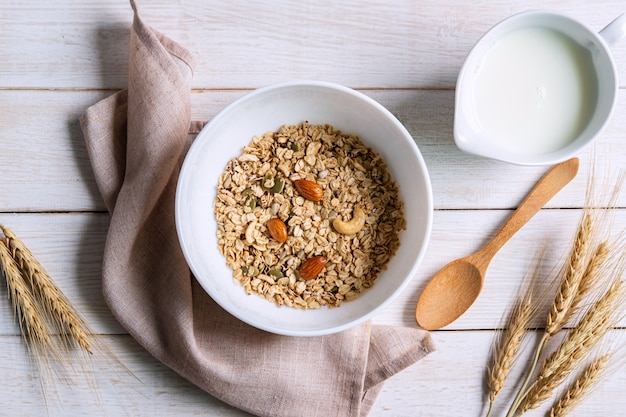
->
600, 13, 626, 47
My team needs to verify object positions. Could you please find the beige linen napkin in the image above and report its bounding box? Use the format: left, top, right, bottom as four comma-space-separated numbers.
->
80, 2, 434, 416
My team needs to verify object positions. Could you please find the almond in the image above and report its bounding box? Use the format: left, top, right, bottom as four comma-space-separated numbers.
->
299, 256, 327, 281
293, 179, 323, 202
266, 218, 288, 243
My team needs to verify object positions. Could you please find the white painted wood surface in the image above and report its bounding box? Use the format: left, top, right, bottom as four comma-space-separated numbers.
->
1, 1, 626, 415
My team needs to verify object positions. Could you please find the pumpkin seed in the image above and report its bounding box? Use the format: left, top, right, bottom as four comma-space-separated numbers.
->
268, 269, 284, 279
270, 177, 285, 194
261, 173, 275, 191
242, 265, 259, 277
245, 196, 257, 210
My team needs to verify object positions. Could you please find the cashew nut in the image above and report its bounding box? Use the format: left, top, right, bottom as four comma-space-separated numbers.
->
332, 208, 366, 235
245, 221, 257, 244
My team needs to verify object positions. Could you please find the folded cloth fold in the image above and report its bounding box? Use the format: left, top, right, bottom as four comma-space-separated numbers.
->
79, 2, 434, 416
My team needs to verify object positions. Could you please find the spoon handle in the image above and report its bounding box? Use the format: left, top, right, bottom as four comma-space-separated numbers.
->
479, 158, 580, 262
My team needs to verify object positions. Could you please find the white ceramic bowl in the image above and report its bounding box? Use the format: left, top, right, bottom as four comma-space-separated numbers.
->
175, 80, 433, 336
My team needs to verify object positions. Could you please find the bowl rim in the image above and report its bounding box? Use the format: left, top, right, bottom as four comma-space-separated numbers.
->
175, 80, 433, 336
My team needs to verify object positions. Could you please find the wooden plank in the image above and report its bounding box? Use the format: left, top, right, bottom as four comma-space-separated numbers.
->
3, 89, 626, 212
0, 91, 108, 212
362, 207, 626, 331
377, 329, 626, 416
0, 330, 624, 416
1, 0, 625, 90
2, 209, 626, 335
0, 335, 252, 417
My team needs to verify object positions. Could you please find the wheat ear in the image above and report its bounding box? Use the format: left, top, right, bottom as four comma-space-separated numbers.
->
0, 237, 54, 352
486, 274, 536, 416
519, 279, 625, 413
549, 354, 610, 417
570, 241, 609, 313
0, 224, 92, 354
545, 211, 593, 337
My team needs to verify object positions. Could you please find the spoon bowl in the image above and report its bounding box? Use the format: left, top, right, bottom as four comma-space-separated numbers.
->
415, 258, 484, 331
415, 158, 579, 330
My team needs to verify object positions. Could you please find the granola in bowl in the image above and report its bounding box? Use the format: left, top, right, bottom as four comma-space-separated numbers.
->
215, 122, 406, 309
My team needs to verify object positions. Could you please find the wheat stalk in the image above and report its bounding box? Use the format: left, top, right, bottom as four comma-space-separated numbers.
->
501, 163, 626, 417
518, 279, 625, 413
0, 224, 92, 354
0, 237, 54, 352
506, 211, 595, 417
549, 354, 610, 417
1, 224, 137, 413
486, 271, 537, 416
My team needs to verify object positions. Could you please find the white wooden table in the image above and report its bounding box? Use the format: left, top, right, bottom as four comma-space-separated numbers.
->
2, 1, 626, 416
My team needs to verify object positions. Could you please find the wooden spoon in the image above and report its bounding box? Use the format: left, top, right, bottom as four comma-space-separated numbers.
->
415, 157, 580, 330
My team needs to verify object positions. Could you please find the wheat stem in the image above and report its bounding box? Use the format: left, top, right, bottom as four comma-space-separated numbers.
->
505, 333, 549, 417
